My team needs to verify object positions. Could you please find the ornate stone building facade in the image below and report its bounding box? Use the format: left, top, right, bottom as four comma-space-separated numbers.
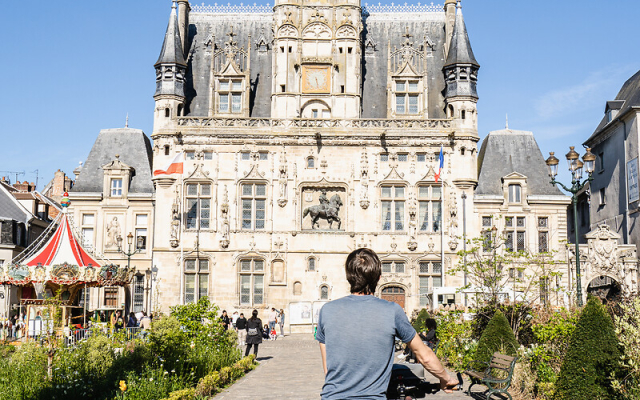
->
151, 0, 479, 328
69, 128, 155, 316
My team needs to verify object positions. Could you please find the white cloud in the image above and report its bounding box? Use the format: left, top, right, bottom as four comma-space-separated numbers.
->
534, 66, 636, 120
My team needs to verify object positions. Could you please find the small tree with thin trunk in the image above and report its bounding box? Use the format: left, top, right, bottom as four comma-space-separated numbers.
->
475, 310, 519, 364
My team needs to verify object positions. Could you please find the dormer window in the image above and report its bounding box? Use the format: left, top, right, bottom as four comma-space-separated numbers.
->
394, 80, 420, 115
508, 184, 521, 203
218, 79, 243, 113
110, 179, 123, 197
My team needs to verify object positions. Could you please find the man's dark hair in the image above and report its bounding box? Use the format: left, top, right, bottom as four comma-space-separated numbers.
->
345, 248, 381, 294
426, 318, 437, 331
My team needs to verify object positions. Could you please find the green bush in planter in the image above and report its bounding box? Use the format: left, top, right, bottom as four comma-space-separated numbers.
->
475, 310, 518, 364
554, 297, 620, 400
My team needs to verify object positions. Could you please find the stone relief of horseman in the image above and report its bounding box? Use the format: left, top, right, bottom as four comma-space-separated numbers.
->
303, 190, 343, 229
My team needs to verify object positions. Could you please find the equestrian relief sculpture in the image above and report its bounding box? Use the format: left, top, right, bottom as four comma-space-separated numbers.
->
303, 189, 343, 229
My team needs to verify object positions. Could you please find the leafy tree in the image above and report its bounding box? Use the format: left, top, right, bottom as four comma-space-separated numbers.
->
554, 297, 620, 400
411, 308, 431, 332
611, 296, 640, 400
475, 310, 519, 364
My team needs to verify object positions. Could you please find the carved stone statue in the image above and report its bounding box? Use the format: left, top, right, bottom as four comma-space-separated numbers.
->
170, 190, 180, 248
105, 217, 121, 248
303, 192, 343, 229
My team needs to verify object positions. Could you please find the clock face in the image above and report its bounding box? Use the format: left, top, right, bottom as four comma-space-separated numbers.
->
302, 67, 330, 93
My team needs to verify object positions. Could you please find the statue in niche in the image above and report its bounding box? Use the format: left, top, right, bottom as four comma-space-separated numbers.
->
105, 217, 121, 248
303, 189, 343, 229
170, 191, 180, 248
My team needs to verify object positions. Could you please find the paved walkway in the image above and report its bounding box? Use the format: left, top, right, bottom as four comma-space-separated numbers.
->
213, 334, 480, 400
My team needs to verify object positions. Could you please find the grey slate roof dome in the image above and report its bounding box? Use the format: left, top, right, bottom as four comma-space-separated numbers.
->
71, 128, 153, 194
477, 128, 563, 196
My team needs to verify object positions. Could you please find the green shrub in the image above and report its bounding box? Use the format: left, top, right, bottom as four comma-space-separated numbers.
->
473, 303, 535, 345
475, 310, 519, 364
196, 371, 220, 397
411, 308, 431, 332
218, 366, 233, 386
120, 367, 191, 400
147, 316, 190, 374
162, 388, 196, 400
0, 343, 49, 400
554, 297, 620, 400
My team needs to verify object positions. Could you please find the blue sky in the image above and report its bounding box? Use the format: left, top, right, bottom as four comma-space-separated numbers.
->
1, 0, 639, 190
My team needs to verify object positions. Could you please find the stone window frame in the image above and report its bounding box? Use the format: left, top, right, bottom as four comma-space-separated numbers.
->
239, 181, 268, 231
184, 257, 210, 304
132, 274, 145, 312
239, 257, 265, 306
505, 216, 527, 252
417, 185, 442, 233
135, 213, 149, 252
381, 260, 406, 274
319, 284, 330, 300
508, 184, 521, 203
217, 78, 244, 114
380, 184, 407, 232
417, 259, 443, 307
538, 216, 549, 253
306, 156, 316, 169
184, 181, 213, 231
306, 255, 318, 272
393, 79, 422, 116
110, 178, 123, 197
81, 213, 95, 248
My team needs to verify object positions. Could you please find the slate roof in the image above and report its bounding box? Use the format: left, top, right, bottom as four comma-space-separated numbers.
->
156, 4, 186, 67
444, 3, 478, 68
0, 184, 33, 224
476, 129, 563, 196
184, 9, 451, 119
71, 128, 154, 194
586, 69, 640, 144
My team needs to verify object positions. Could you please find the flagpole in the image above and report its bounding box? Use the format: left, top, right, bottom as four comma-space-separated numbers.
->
441, 173, 445, 291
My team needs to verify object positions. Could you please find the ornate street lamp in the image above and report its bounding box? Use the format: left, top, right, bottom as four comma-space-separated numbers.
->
117, 232, 144, 313
545, 147, 596, 307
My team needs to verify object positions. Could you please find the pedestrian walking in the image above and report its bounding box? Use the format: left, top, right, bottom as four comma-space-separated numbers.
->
268, 307, 277, 333
236, 312, 247, 346
278, 308, 285, 337
245, 309, 263, 357
220, 310, 231, 330
231, 311, 239, 330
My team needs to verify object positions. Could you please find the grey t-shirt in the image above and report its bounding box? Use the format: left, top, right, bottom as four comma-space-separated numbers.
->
316, 295, 416, 400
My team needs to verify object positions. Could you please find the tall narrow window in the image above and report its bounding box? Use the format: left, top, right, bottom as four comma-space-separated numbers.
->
381, 185, 405, 231
184, 258, 209, 304
308, 257, 316, 271
110, 179, 123, 197
418, 261, 442, 307
505, 216, 526, 252
320, 285, 329, 300
133, 275, 144, 312
538, 217, 549, 253
81, 214, 95, 247
185, 183, 211, 229
418, 186, 442, 233
241, 183, 266, 230
239, 258, 264, 306
508, 184, 521, 203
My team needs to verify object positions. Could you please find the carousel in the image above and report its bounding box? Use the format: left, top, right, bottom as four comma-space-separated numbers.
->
0, 193, 135, 338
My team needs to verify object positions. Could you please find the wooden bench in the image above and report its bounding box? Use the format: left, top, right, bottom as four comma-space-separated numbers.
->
464, 352, 517, 400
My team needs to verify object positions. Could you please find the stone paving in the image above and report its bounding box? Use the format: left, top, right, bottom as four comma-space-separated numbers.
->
213, 334, 486, 400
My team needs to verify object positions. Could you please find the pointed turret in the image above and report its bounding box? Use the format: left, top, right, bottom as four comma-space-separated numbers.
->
444, 1, 479, 69
154, 2, 187, 133
443, 1, 479, 131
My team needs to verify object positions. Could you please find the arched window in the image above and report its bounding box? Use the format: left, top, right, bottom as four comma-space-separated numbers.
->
320, 285, 329, 300
293, 281, 302, 296
307, 157, 315, 169
307, 257, 316, 271
165, 108, 170, 118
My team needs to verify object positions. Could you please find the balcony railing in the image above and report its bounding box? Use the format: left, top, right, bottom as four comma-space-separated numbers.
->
176, 117, 451, 129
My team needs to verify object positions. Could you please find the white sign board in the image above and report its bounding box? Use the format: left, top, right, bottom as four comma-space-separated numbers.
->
628, 158, 639, 203
289, 301, 313, 325
313, 301, 328, 324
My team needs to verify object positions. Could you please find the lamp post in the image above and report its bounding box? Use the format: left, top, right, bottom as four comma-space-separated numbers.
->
116, 232, 143, 313
545, 146, 596, 307
461, 191, 467, 307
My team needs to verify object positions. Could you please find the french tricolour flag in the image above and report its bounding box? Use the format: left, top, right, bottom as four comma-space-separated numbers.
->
435, 146, 444, 183
153, 152, 184, 176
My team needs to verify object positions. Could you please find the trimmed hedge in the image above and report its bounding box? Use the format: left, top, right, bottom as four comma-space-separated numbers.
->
475, 310, 519, 363
554, 297, 620, 400
193, 354, 257, 398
